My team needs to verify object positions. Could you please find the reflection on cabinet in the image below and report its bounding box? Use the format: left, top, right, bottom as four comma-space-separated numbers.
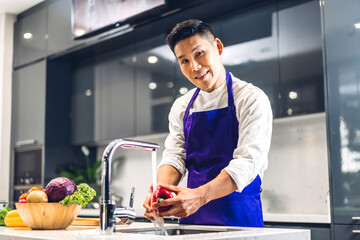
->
12, 61, 46, 146
13, 6, 47, 67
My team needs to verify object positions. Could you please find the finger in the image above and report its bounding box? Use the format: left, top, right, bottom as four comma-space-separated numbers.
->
157, 183, 182, 193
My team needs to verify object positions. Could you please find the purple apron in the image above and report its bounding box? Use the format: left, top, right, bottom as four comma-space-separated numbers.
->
179, 72, 263, 227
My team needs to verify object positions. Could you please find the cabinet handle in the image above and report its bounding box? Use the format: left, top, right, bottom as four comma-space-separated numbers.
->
16, 139, 37, 146
352, 217, 360, 221
353, 230, 360, 234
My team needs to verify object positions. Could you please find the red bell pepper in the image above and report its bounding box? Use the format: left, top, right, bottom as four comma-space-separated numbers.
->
152, 188, 174, 212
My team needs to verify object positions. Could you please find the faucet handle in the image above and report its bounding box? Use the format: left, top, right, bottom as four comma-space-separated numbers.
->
129, 187, 135, 208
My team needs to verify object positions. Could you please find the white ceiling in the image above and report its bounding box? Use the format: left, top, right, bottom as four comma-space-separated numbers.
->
0, 0, 44, 15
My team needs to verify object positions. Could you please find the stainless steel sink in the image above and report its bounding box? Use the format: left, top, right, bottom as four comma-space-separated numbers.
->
117, 225, 246, 236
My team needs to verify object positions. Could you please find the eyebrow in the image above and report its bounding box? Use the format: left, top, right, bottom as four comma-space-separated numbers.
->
177, 44, 201, 60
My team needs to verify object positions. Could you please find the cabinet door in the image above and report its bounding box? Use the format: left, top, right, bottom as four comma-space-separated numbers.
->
135, 35, 176, 135
12, 61, 46, 146
13, 7, 47, 67
47, 0, 76, 55
322, 0, 360, 225
221, 3, 280, 118
334, 224, 360, 240
94, 53, 135, 142
71, 63, 95, 145
278, 0, 324, 117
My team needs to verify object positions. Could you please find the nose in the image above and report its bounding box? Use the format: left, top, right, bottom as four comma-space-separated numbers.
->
190, 59, 202, 72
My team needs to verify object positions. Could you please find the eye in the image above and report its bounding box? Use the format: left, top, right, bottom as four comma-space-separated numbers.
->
181, 59, 189, 64
196, 51, 204, 57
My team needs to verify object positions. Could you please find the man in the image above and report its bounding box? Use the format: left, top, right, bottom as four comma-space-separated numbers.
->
143, 19, 272, 227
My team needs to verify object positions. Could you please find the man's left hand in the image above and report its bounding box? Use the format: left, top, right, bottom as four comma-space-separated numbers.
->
152, 184, 207, 218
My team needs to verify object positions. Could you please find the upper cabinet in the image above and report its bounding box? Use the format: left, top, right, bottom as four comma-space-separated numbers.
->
14, 0, 85, 67
13, 6, 47, 67
278, 0, 324, 117
221, 4, 281, 118
47, 0, 76, 55
12, 61, 46, 146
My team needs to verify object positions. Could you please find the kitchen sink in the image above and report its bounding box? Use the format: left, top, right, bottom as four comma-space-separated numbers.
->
117, 225, 246, 235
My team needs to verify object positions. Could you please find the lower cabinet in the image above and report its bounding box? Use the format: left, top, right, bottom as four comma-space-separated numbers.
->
334, 224, 360, 240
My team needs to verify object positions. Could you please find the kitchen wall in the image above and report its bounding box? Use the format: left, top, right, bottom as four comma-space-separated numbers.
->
0, 13, 15, 202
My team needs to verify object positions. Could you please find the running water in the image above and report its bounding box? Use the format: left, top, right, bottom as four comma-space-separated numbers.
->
151, 150, 168, 236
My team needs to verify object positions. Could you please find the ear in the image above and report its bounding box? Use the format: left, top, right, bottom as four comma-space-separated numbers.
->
215, 38, 223, 56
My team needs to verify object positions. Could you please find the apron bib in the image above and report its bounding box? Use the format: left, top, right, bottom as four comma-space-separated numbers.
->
179, 72, 263, 227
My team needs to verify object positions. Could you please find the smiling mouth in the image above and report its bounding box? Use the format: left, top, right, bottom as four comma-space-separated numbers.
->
195, 70, 209, 79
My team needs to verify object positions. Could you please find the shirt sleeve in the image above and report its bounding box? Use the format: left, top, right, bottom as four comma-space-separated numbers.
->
158, 98, 187, 178
224, 87, 273, 192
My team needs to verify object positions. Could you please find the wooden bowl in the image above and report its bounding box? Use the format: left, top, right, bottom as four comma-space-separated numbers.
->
15, 203, 81, 229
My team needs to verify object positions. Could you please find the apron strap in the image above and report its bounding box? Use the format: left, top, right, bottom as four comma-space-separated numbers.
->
183, 87, 200, 122
226, 71, 235, 111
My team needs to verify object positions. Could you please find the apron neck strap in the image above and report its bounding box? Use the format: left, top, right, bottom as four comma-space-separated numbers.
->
226, 71, 235, 111
183, 71, 235, 121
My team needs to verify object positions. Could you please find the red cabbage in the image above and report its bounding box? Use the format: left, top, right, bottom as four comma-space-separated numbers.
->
45, 177, 77, 202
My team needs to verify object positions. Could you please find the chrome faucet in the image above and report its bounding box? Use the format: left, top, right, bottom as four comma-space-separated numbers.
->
100, 139, 160, 234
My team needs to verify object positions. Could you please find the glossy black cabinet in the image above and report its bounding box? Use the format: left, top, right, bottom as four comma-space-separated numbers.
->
72, 62, 95, 145
278, 0, 324, 117
221, 3, 281, 118
72, 48, 136, 145
47, 0, 76, 55
322, 0, 360, 229
12, 61, 46, 146
13, 6, 47, 67
135, 35, 176, 135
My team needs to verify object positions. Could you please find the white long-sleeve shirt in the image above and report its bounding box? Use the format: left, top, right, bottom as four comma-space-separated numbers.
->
159, 73, 273, 192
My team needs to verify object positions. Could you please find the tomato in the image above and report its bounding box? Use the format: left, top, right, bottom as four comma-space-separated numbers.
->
27, 186, 41, 193
18, 199, 26, 203
151, 188, 174, 212
19, 193, 28, 201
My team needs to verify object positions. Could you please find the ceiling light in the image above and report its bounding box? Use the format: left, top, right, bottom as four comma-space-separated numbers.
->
167, 82, 174, 88
74, 28, 86, 37
149, 82, 157, 90
354, 22, 360, 29
179, 87, 188, 95
23, 33, 32, 39
288, 91, 298, 100
148, 56, 158, 64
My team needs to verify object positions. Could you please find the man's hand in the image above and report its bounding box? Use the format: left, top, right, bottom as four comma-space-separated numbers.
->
143, 184, 156, 220
151, 184, 207, 218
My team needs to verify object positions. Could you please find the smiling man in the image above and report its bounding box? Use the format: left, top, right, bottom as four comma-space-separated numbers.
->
143, 19, 273, 227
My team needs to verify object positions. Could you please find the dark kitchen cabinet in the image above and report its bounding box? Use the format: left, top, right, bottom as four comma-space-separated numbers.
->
47, 0, 76, 55
135, 35, 176, 135
13, 6, 47, 67
72, 48, 136, 145
278, 0, 324, 117
71, 62, 95, 145
12, 61, 46, 146
221, 3, 281, 118
322, 0, 360, 231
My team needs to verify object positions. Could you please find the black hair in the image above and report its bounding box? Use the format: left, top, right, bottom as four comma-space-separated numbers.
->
166, 19, 215, 53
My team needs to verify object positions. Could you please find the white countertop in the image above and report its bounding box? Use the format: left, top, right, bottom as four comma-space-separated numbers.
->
0, 222, 310, 240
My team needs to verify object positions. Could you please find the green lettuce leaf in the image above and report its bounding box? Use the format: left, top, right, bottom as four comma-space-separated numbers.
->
59, 183, 96, 208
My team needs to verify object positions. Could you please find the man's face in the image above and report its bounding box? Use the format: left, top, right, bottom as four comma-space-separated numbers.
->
174, 34, 225, 92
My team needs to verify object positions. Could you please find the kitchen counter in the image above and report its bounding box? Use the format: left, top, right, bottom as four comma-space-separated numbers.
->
0, 222, 310, 240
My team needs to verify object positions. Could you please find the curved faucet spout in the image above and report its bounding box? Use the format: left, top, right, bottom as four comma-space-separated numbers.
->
100, 139, 159, 233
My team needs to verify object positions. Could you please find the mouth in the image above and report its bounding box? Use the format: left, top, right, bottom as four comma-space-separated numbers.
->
194, 70, 209, 80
